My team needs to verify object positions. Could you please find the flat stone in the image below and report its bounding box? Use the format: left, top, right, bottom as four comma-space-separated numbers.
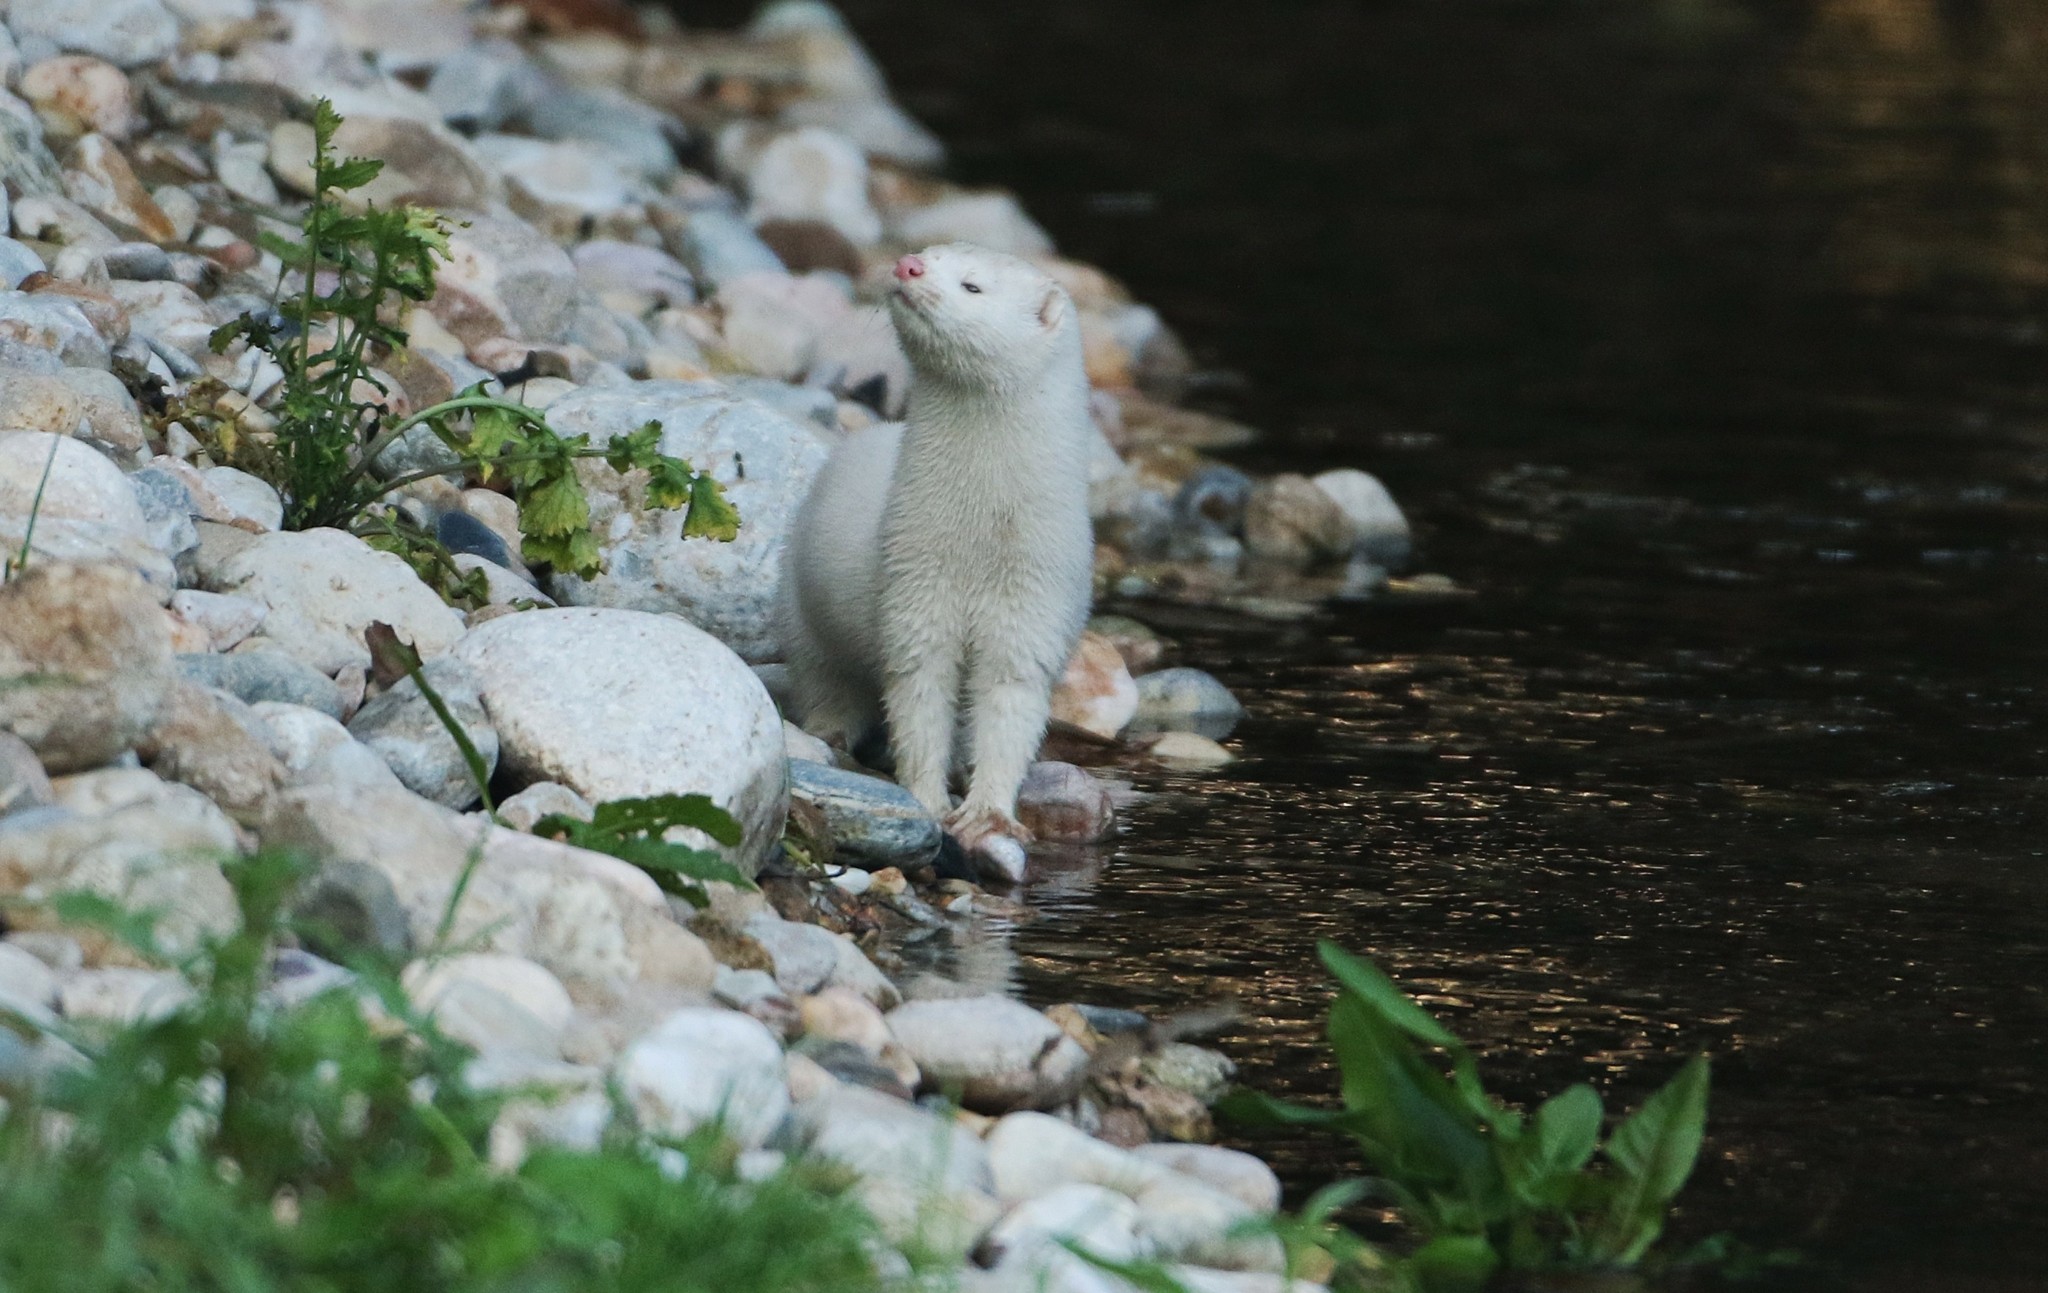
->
886, 996, 1089, 1113
176, 650, 346, 719
1130, 668, 1244, 740
250, 701, 403, 794
787, 759, 941, 868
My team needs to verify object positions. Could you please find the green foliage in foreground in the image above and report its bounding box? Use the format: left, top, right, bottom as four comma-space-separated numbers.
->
1223, 942, 1714, 1292
534, 793, 753, 908
194, 99, 737, 581
0, 852, 893, 1293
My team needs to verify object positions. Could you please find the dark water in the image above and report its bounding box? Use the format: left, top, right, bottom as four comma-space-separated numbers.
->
703, 1, 2048, 1285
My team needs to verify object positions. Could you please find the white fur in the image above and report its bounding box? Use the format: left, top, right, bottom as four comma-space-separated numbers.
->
779, 242, 1095, 841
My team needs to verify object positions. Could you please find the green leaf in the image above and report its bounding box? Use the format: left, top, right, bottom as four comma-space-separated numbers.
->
1318, 942, 1458, 1049
324, 156, 384, 193
602, 421, 664, 474
1214, 1087, 1351, 1130
521, 525, 601, 579
644, 457, 696, 511
590, 793, 743, 848
1596, 1054, 1711, 1265
1404, 1233, 1499, 1293
1528, 1083, 1604, 1181
465, 406, 527, 476
519, 470, 590, 541
682, 472, 741, 541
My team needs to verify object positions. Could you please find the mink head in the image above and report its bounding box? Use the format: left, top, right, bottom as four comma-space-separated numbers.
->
886, 242, 1077, 388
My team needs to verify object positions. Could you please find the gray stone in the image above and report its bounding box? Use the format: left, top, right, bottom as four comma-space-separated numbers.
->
1130, 668, 1245, 740
404, 953, 573, 1059
984, 1184, 1149, 1281
1169, 464, 1255, 556
571, 239, 694, 311
496, 780, 591, 833
0, 239, 46, 288
614, 1005, 788, 1148
6, 0, 178, 67
540, 381, 831, 662
521, 85, 681, 181
664, 207, 783, 291
0, 939, 58, 1010
176, 651, 346, 719
886, 996, 1089, 1113
0, 113, 64, 200
790, 1082, 996, 1253
889, 191, 1052, 258
0, 367, 150, 466
787, 759, 940, 869
744, 126, 880, 247
203, 528, 467, 676
0, 290, 106, 368
0, 561, 171, 773
450, 607, 787, 874
0, 733, 55, 817
1130, 1144, 1282, 1214
0, 432, 171, 590
346, 657, 498, 809
1243, 473, 1354, 568
741, 910, 840, 996
1140, 1042, 1237, 1105
197, 467, 283, 532
129, 467, 201, 563
428, 214, 578, 346
724, 376, 837, 429
166, 591, 265, 653
1014, 761, 1116, 844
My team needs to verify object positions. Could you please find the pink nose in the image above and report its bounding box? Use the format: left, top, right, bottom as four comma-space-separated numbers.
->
893, 254, 926, 282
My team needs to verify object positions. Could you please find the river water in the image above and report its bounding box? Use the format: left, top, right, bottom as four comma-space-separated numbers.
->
704, 1, 2048, 1286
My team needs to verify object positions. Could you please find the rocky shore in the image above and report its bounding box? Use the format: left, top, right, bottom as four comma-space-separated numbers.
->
0, 0, 1415, 1287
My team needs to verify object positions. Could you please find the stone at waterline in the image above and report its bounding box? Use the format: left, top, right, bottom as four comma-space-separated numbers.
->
1015, 761, 1115, 844
1243, 473, 1354, 568
0, 561, 172, 774
787, 758, 941, 868
0, 431, 174, 594
1312, 467, 1411, 571
885, 995, 1089, 1113
1050, 632, 1139, 742
346, 656, 499, 809
1146, 731, 1234, 769
448, 607, 787, 874
537, 381, 832, 664
1129, 667, 1244, 740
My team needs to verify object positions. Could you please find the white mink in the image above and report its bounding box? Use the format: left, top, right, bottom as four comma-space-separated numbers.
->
779, 241, 1095, 851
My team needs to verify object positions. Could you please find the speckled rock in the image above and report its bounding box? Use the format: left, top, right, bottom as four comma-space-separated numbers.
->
450, 608, 786, 873
427, 213, 578, 345
0, 290, 110, 367
787, 759, 941, 868
1243, 473, 1354, 568
202, 528, 467, 675
1312, 467, 1412, 570
134, 679, 288, 824
20, 57, 139, 143
250, 701, 404, 793
540, 381, 832, 662
0, 561, 171, 773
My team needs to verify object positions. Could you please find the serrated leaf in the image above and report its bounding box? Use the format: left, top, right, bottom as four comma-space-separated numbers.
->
681, 472, 740, 541
518, 470, 590, 540
589, 793, 743, 848
521, 525, 601, 578
645, 457, 696, 511
602, 421, 664, 474
466, 406, 526, 479
324, 156, 384, 193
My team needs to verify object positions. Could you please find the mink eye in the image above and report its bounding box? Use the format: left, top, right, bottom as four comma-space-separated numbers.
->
961, 282, 982, 294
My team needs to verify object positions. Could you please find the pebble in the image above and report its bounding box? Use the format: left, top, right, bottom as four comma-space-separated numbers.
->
885, 995, 1089, 1113
1130, 667, 1245, 740
1146, 731, 1235, 769
176, 649, 347, 719
450, 607, 787, 872
427, 213, 578, 346
1243, 472, 1354, 568
787, 758, 942, 868
0, 289, 110, 367
134, 678, 288, 823
1015, 761, 1116, 844
6, 0, 178, 68
614, 1005, 789, 1149
495, 780, 593, 833
167, 590, 266, 652
1312, 466, 1412, 570
1050, 632, 1139, 742
0, 940, 60, 1011
0, 732, 56, 818
663, 206, 785, 291
20, 56, 138, 142
197, 467, 283, 532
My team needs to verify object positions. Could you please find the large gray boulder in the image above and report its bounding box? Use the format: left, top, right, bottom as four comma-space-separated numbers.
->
541, 381, 831, 662
449, 608, 786, 874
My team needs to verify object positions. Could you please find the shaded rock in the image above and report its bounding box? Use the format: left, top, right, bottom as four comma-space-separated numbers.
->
984, 1184, 1149, 1283
346, 656, 497, 809
986, 1110, 1165, 1204
7, 0, 178, 67
1312, 467, 1411, 570
1050, 633, 1138, 742
0, 561, 170, 773
175, 650, 346, 719
0, 240, 46, 289
0, 430, 171, 593
404, 953, 574, 1058
662, 206, 783, 291
0, 767, 238, 960
476, 133, 644, 241
1146, 731, 1233, 769
133, 679, 287, 823
0, 368, 146, 466
269, 109, 489, 213
540, 381, 832, 662
1130, 1144, 1282, 1214
0, 939, 59, 1010
1243, 473, 1354, 568
1015, 761, 1115, 844
886, 996, 1089, 1113
0, 734, 55, 818
166, 591, 265, 653
1168, 464, 1254, 562
572, 239, 694, 311
744, 126, 880, 247
0, 111, 65, 199
203, 528, 466, 675
787, 758, 941, 868
451, 607, 786, 873
261, 781, 716, 1003
614, 1005, 787, 1148
1130, 668, 1244, 740
1087, 614, 1165, 675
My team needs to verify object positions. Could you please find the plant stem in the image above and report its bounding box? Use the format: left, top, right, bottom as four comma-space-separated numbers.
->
7, 433, 63, 581
342, 394, 552, 498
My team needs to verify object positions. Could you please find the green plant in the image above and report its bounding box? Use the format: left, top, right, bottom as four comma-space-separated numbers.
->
0, 850, 899, 1293
201, 99, 738, 580
1222, 942, 1713, 1292
534, 794, 754, 907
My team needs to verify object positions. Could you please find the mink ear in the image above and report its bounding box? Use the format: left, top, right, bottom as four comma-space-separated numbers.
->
1037, 287, 1067, 332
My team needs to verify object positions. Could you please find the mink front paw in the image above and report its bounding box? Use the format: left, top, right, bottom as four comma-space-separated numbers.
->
943, 806, 1033, 884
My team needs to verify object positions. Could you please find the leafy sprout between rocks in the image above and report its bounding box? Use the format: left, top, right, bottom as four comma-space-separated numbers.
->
182, 99, 739, 598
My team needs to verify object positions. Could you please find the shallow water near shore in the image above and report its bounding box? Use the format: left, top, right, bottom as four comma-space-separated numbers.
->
701, 0, 2048, 1285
